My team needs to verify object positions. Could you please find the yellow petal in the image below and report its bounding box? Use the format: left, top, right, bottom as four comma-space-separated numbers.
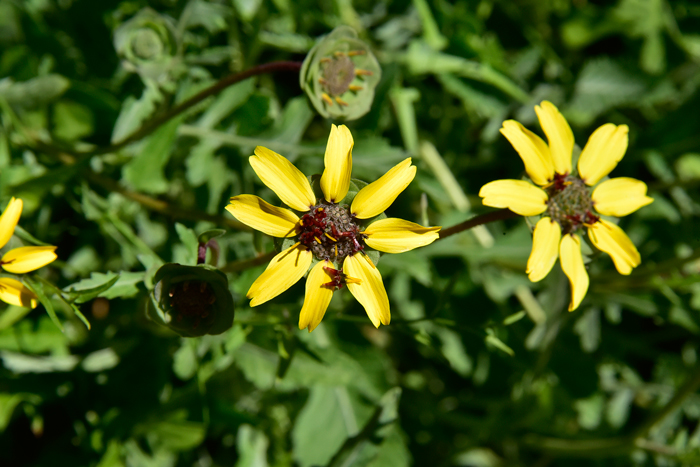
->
588, 219, 640, 275
2, 246, 57, 274
526, 217, 561, 282
363, 218, 440, 253
535, 101, 574, 175
500, 120, 554, 185
247, 245, 312, 306
559, 234, 589, 311
577, 124, 629, 186
592, 177, 653, 217
479, 180, 548, 216
320, 124, 354, 202
249, 146, 316, 211
0, 277, 37, 308
0, 197, 22, 250
344, 254, 390, 328
226, 195, 299, 237
351, 158, 416, 219
299, 261, 334, 332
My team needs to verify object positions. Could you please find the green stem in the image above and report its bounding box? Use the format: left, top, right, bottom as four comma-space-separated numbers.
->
438, 209, 518, 240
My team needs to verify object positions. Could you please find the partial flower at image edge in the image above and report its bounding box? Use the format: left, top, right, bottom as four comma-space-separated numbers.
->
0, 197, 58, 308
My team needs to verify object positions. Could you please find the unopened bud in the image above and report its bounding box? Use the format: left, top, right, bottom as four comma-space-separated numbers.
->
149, 263, 234, 337
300, 26, 381, 121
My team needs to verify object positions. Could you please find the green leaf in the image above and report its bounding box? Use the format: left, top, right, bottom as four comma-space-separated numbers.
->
437, 328, 473, 377
197, 229, 225, 244
484, 329, 514, 357
65, 274, 120, 304
574, 393, 604, 430
122, 116, 180, 194
96, 440, 125, 467
232, 0, 263, 22
22, 276, 62, 332
81, 348, 120, 372
173, 341, 197, 380
67, 271, 144, 300
0, 350, 79, 373
111, 87, 160, 143
0, 393, 41, 431
0, 306, 31, 331
0, 74, 70, 109
52, 100, 94, 141
195, 78, 255, 129
574, 308, 601, 353
326, 388, 403, 467
234, 425, 269, 467
292, 386, 373, 467
138, 415, 206, 451
174, 223, 199, 265
181, 0, 231, 34
565, 58, 647, 126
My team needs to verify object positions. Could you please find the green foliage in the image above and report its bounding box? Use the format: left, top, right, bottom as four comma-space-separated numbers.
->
0, 0, 700, 466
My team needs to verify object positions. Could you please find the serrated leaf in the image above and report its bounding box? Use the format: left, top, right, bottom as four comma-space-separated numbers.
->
111, 87, 160, 143
122, 117, 180, 194
565, 58, 647, 126
67, 271, 144, 300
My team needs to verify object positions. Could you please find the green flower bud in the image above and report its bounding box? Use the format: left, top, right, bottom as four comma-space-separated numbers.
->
113, 8, 180, 84
300, 26, 381, 121
148, 263, 234, 337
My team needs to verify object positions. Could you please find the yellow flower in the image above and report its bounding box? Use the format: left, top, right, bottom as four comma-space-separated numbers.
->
0, 198, 58, 308
479, 101, 653, 311
226, 124, 440, 331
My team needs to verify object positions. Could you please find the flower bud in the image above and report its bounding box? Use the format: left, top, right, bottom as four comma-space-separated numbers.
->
113, 8, 180, 84
149, 263, 234, 337
300, 26, 381, 121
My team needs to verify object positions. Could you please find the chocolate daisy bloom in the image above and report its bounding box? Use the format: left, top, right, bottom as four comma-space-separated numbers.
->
479, 101, 653, 311
226, 125, 440, 331
0, 198, 58, 308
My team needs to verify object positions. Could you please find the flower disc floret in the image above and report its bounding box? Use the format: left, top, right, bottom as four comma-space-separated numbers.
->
298, 202, 365, 263
545, 174, 599, 235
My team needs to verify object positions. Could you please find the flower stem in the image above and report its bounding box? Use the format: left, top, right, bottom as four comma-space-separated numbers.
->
437, 209, 518, 240
30, 61, 303, 157
221, 251, 275, 273
95, 61, 303, 155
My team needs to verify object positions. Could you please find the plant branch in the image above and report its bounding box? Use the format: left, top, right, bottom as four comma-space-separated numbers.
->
220, 251, 275, 273
29, 61, 303, 157
438, 209, 518, 240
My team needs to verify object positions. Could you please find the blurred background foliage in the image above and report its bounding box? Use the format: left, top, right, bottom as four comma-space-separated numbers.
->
1, 0, 700, 466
